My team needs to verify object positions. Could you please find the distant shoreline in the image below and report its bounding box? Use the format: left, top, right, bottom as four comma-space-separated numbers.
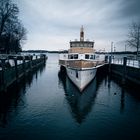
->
22, 50, 139, 55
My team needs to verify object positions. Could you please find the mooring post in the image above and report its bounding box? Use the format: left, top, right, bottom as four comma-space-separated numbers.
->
42, 54, 46, 63
31, 55, 33, 69
109, 55, 112, 73
1, 59, 6, 86
22, 56, 25, 74
35, 55, 38, 66
1, 58, 8, 92
122, 57, 127, 84
29, 55, 33, 70
105, 55, 108, 63
14, 57, 18, 79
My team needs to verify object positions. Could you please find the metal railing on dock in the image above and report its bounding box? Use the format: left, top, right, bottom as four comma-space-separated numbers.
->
111, 57, 140, 68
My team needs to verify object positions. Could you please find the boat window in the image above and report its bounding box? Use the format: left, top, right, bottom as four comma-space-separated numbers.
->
74, 54, 78, 59
85, 54, 89, 59
68, 54, 74, 59
71, 55, 74, 59
90, 55, 96, 59
90, 55, 94, 59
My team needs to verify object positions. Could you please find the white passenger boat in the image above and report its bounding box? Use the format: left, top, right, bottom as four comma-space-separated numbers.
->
59, 26, 105, 91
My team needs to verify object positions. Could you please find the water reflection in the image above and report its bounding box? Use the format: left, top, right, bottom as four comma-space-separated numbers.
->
58, 71, 99, 124
0, 64, 46, 127
120, 87, 125, 113
107, 74, 140, 113
59, 68, 140, 124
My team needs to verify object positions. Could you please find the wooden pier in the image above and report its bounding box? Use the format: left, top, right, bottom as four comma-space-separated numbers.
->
0, 54, 47, 92
108, 56, 140, 85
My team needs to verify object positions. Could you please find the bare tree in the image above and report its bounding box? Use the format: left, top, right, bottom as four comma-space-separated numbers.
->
0, 0, 27, 54
0, 0, 19, 37
13, 22, 27, 53
127, 22, 140, 59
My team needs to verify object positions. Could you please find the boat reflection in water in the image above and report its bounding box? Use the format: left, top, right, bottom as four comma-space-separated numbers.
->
58, 71, 98, 124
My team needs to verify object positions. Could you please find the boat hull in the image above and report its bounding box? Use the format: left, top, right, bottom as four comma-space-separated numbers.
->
66, 67, 97, 91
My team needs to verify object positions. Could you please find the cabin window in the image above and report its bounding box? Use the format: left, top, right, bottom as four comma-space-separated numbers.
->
68, 54, 74, 59
85, 54, 89, 59
90, 55, 94, 59
74, 54, 78, 59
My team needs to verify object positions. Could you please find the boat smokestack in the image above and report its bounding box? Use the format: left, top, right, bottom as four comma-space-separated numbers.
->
80, 26, 84, 42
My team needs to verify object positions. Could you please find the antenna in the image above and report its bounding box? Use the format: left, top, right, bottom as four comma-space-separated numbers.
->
80, 25, 84, 41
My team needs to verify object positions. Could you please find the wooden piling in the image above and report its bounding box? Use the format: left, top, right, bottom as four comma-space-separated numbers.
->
1, 59, 6, 87
1, 58, 7, 91
105, 55, 108, 63
122, 57, 127, 84
109, 55, 111, 73
14, 58, 18, 80
22, 56, 25, 74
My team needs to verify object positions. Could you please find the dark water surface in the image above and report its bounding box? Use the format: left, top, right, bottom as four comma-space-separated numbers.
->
0, 53, 140, 140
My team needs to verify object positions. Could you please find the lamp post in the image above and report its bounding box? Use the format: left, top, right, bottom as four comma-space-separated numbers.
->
125, 44, 126, 52
111, 42, 113, 57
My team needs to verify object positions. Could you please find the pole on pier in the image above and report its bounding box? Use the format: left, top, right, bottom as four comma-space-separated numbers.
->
43, 54, 46, 63
1, 59, 6, 86
105, 55, 108, 63
14, 58, 18, 79
109, 55, 112, 73
111, 42, 113, 58
122, 57, 127, 84
1, 58, 8, 92
22, 56, 25, 74
29, 56, 33, 70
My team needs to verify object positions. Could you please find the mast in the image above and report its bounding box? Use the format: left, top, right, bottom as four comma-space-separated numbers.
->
80, 25, 84, 42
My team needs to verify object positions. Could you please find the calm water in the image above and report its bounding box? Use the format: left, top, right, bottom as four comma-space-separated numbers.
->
0, 53, 140, 140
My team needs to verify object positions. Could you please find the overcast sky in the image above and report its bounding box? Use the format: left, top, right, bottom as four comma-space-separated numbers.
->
14, 0, 140, 51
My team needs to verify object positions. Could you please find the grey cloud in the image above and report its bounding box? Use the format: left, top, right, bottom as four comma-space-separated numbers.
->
13, 0, 140, 51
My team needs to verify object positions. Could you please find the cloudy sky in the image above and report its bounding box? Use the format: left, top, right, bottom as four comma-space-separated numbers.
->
14, 0, 140, 51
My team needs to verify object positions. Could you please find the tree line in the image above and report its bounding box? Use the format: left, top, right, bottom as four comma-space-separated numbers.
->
0, 0, 26, 54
